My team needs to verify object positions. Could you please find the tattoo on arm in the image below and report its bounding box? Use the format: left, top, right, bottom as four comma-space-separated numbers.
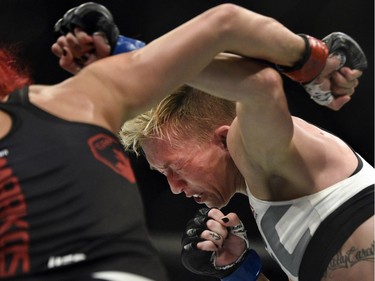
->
324, 241, 374, 278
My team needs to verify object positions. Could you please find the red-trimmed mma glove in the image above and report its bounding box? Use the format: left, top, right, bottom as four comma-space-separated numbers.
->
181, 208, 262, 281
277, 32, 367, 106
54, 2, 145, 55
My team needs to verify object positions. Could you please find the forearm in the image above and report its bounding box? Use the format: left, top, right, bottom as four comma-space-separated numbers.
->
144, 4, 305, 75
101, 5, 302, 103
216, 5, 305, 67
72, 4, 308, 121
186, 53, 277, 102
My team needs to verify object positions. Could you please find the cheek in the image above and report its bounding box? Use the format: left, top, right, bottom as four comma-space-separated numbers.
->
182, 166, 216, 186
179, 169, 199, 182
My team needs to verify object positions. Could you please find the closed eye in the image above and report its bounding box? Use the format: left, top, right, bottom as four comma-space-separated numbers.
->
149, 165, 167, 176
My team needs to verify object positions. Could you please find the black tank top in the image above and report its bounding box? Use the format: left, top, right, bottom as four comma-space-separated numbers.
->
0, 88, 168, 280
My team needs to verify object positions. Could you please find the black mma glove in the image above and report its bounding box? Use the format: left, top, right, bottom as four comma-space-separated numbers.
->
322, 32, 368, 70
181, 208, 253, 279
303, 32, 367, 106
54, 2, 145, 55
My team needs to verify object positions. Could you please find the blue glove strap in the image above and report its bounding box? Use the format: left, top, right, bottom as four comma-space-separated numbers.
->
221, 249, 262, 281
112, 35, 146, 54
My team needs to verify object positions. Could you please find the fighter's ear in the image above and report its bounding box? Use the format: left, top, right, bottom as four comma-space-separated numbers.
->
213, 125, 230, 149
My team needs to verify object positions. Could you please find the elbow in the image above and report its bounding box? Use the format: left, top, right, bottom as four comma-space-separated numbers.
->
208, 3, 242, 17
203, 4, 245, 33
252, 67, 284, 94
207, 4, 275, 36
258, 67, 284, 93
243, 66, 286, 104
260, 68, 288, 107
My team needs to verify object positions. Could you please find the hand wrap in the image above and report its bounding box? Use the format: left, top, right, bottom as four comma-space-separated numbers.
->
54, 2, 145, 54
277, 34, 329, 84
303, 32, 368, 106
181, 208, 257, 279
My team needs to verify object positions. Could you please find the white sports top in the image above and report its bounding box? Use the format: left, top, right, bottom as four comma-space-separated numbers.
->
247, 154, 375, 281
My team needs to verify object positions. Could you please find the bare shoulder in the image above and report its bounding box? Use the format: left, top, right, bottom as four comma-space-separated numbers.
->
29, 80, 117, 131
292, 116, 357, 163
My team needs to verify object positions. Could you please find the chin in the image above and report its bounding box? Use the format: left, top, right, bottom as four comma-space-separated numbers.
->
205, 201, 226, 209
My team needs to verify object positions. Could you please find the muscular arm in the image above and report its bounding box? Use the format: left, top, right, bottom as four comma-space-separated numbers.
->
61, 4, 304, 131
187, 53, 293, 167
186, 52, 358, 200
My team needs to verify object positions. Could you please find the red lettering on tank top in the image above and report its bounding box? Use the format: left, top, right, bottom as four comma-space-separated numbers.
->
0, 157, 30, 276
88, 134, 136, 183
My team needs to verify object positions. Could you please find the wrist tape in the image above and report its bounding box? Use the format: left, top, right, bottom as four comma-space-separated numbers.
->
277, 34, 329, 84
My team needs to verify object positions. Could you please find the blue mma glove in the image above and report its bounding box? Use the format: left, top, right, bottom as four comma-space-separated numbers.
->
222, 250, 262, 281
114, 35, 146, 54
54, 2, 145, 54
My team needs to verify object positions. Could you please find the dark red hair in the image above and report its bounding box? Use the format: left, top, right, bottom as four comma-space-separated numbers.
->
0, 47, 32, 99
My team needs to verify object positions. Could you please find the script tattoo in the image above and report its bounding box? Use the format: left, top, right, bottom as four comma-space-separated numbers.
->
323, 241, 374, 279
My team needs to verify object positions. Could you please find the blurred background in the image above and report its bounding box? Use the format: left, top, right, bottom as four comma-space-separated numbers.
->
0, 0, 373, 280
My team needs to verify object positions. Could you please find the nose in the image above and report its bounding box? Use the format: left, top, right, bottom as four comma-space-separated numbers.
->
166, 170, 185, 194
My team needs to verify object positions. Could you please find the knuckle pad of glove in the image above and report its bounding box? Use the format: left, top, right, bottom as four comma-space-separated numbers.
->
181, 246, 224, 277
56, 2, 119, 50
181, 226, 201, 246
193, 208, 211, 226
54, 7, 76, 35
322, 32, 368, 70
96, 18, 120, 47
181, 243, 239, 278
182, 208, 211, 244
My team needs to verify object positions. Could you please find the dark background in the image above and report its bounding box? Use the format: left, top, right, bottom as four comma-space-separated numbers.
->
1, 1, 373, 280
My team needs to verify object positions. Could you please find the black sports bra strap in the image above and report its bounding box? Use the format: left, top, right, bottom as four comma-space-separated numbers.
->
6, 86, 30, 105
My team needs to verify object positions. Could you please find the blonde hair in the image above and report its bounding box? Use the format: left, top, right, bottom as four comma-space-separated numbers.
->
120, 85, 236, 155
